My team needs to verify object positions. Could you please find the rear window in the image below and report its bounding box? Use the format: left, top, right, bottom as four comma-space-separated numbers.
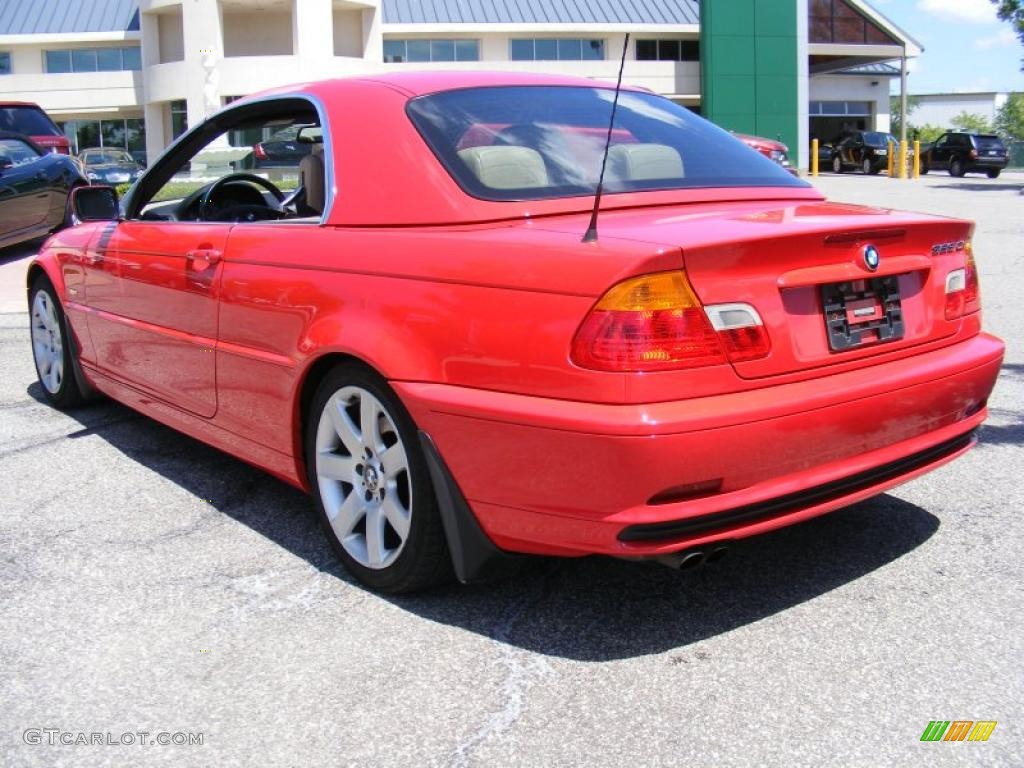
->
975, 135, 1005, 151
407, 86, 807, 202
0, 105, 61, 136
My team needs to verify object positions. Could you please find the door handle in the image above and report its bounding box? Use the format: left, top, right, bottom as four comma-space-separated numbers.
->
186, 248, 222, 267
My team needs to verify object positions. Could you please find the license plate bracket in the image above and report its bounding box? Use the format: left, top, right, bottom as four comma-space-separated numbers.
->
821, 275, 904, 352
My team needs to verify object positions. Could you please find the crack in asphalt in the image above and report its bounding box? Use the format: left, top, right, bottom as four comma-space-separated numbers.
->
0, 414, 140, 460
447, 567, 560, 768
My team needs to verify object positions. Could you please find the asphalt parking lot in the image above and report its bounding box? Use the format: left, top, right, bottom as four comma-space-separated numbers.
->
1, 172, 1022, 767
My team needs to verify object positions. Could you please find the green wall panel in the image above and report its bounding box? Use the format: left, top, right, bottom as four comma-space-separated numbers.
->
701, 0, 800, 153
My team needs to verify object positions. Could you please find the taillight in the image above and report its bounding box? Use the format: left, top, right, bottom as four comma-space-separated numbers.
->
944, 243, 981, 320
704, 303, 771, 362
253, 143, 267, 160
570, 271, 770, 372
969, 149, 978, 160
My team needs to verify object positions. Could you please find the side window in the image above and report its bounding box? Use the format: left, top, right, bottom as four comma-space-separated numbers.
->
934, 136, 947, 149
134, 102, 326, 224
0, 137, 42, 167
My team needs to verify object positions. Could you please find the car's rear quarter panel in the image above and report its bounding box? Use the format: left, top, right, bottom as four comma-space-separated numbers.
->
214, 222, 683, 462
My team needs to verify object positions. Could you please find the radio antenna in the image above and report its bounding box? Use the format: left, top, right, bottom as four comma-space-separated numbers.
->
583, 32, 630, 243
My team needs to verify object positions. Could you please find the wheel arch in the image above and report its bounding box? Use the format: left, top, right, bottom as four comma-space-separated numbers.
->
291, 350, 379, 488
26, 259, 62, 306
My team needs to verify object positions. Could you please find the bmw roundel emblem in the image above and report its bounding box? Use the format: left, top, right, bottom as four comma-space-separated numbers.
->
863, 245, 880, 271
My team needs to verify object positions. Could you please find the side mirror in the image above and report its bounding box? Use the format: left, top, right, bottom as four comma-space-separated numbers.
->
70, 185, 120, 223
0, 157, 12, 171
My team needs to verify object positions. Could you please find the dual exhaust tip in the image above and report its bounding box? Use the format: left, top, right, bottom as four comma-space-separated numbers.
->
654, 544, 731, 571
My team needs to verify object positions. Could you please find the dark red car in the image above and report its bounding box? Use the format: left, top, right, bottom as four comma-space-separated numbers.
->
29, 73, 1003, 593
735, 132, 795, 173
0, 102, 71, 155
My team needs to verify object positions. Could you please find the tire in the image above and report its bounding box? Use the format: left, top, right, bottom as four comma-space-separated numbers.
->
950, 158, 966, 178
29, 277, 86, 410
305, 363, 451, 593
832, 155, 843, 174
862, 157, 873, 175
987, 168, 1001, 179
920, 164, 929, 175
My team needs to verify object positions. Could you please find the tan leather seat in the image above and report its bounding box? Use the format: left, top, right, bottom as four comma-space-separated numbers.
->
457, 146, 549, 189
608, 143, 684, 181
298, 146, 326, 215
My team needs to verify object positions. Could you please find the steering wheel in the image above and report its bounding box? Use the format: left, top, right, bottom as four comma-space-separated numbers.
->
198, 173, 286, 222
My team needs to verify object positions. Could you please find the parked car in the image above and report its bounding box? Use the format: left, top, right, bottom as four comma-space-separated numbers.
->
30, 73, 1003, 593
0, 131, 87, 249
734, 133, 796, 174
0, 102, 71, 155
920, 132, 1009, 178
78, 147, 144, 185
829, 131, 907, 175
251, 124, 316, 167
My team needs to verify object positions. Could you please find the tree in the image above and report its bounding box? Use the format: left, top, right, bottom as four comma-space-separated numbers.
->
950, 111, 994, 133
911, 124, 947, 144
992, 1, 1024, 68
994, 92, 1024, 138
889, 95, 920, 138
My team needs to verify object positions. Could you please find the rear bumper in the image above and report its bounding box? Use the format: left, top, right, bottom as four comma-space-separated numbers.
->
396, 333, 1003, 558
968, 158, 1009, 170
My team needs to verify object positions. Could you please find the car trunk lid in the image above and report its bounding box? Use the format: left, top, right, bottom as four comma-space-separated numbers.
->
542, 199, 974, 380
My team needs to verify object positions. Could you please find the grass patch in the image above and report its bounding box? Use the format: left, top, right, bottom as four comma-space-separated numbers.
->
114, 177, 299, 203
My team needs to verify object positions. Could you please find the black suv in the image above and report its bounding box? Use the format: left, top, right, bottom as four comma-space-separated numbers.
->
829, 131, 900, 175
921, 132, 1008, 178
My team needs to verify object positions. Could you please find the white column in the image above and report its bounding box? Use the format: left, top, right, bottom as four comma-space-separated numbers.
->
294, 0, 334, 67
143, 101, 167, 163
181, 0, 224, 127
362, 7, 382, 63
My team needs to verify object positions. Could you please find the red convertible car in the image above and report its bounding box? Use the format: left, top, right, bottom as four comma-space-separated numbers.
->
29, 73, 1003, 593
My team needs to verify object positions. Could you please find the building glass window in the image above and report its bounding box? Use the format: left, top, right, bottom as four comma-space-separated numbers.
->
809, 100, 872, 116
809, 0, 897, 45
96, 48, 122, 71
383, 39, 480, 63
508, 39, 605, 61
171, 100, 188, 140
122, 46, 142, 70
0, 52, 11, 75
636, 40, 700, 62
44, 47, 142, 73
71, 49, 98, 72
45, 50, 72, 73
57, 117, 147, 164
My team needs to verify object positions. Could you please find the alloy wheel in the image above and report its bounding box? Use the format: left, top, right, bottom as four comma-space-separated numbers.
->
31, 290, 64, 395
314, 386, 412, 570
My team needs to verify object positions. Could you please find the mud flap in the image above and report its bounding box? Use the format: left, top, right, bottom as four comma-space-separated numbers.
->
418, 431, 521, 584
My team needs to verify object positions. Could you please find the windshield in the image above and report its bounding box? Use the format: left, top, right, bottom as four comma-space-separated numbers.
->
0, 106, 61, 136
862, 132, 891, 147
407, 86, 807, 201
83, 150, 135, 165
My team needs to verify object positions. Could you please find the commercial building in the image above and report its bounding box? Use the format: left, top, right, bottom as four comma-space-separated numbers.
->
909, 91, 1013, 131
0, 0, 920, 169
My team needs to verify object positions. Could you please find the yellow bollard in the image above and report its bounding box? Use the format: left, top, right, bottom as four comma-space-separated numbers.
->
898, 140, 908, 179
811, 138, 819, 177
913, 140, 920, 178
887, 140, 895, 177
